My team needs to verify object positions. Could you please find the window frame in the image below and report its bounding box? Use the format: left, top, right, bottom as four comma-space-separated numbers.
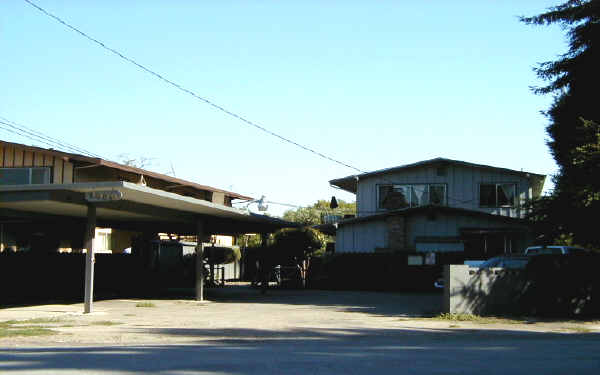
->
377, 183, 447, 210
0, 167, 52, 185
478, 182, 518, 208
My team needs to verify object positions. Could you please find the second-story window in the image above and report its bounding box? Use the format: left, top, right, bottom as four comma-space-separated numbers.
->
479, 183, 517, 207
378, 184, 446, 210
0, 167, 51, 186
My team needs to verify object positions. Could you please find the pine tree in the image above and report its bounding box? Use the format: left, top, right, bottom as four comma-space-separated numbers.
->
522, 0, 599, 248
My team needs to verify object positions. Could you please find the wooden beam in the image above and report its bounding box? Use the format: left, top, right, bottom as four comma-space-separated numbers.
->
83, 204, 96, 313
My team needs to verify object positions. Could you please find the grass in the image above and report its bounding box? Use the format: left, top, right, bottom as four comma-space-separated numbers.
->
90, 321, 121, 326
0, 318, 62, 338
135, 302, 156, 308
427, 313, 524, 324
565, 326, 592, 333
17, 317, 65, 324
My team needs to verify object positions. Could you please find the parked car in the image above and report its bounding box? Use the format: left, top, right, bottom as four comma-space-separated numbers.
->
478, 255, 530, 269
524, 246, 589, 256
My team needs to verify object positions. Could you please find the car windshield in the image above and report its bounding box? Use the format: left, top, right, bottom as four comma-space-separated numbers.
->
527, 248, 563, 255
479, 257, 529, 269
479, 257, 502, 268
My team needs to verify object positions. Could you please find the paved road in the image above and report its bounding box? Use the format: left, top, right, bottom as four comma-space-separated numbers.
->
1, 287, 599, 374
1, 329, 599, 374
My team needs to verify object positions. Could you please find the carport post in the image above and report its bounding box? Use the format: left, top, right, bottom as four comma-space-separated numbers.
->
84, 203, 96, 314
195, 219, 205, 301
260, 233, 269, 294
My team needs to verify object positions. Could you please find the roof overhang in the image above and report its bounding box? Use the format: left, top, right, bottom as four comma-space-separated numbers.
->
0, 139, 253, 201
0, 182, 296, 235
329, 158, 546, 195
337, 205, 529, 226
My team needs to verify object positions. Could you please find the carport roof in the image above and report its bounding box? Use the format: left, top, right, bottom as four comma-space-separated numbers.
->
0, 181, 296, 234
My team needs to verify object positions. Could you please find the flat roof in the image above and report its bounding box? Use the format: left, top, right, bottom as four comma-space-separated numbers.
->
0, 181, 295, 234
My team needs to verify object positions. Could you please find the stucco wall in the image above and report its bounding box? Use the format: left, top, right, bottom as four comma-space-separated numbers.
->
444, 264, 526, 315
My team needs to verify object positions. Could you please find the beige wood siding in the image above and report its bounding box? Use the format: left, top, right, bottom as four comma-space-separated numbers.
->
53, 159, 64, 184
212, 192, 225, 206
62, 162, 74, 184
3, 145, 14, 167
0, 144, 75, 184
33, 152, 44, 167
14, 149, 24, 166
23, 151, 33, 166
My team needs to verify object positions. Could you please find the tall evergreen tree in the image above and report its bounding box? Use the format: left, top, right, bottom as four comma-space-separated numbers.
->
522, 0, 600, 248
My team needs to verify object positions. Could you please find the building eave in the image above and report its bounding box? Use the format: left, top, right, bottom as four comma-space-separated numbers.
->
329, 157, 546, 195
337, 205, 529, 226
0, 139, 253, 201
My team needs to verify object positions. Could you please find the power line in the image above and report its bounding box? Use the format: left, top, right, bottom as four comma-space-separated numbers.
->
0, 116, 104, 159
22, 0, 477, 207
23, 0, 363, 175
0, 122, 61, 150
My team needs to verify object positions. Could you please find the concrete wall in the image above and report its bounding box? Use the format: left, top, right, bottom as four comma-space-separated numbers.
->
444, 264, 525, 315
356, 164, 534, 219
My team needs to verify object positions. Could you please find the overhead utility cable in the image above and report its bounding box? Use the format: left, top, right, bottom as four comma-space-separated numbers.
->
23, 0, 476, 206
23, 0, 363, 174
0, 116, 105, 159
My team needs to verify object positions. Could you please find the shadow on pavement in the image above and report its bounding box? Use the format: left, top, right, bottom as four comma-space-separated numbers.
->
1, 326, 599, 374
204, 285, 444, 318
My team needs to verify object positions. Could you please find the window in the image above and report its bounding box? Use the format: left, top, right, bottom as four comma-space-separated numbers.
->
378, 184, 446, 210
479, 183, 517, 207
0, 167, 51, 186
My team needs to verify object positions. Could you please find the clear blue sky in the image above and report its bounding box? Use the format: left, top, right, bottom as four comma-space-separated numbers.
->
1, 1, 566, 216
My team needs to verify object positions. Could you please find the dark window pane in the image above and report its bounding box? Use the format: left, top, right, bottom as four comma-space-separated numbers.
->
381, 185, 409, 209
411, 185, 427, 207
480, 184, 496, 206
429, 185, 446, 205
378, 185, 393, 209
0, 169, 29, 185
31, 168, 50, 184
497, 184, 516, 206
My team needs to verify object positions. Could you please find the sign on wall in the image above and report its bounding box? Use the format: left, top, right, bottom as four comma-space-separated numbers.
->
85, 190, 123, 202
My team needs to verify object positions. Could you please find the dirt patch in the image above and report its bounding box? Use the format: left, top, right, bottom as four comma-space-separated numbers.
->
0, 286, 598, 347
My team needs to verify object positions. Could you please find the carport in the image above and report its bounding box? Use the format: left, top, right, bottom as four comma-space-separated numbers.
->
0, 181, 294, 312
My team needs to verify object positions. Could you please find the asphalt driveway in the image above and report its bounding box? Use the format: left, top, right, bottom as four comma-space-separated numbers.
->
1, 286, 599, 374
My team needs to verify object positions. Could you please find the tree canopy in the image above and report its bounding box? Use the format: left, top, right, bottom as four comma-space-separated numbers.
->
282, 199, 356, 226
522, 0, 600, 248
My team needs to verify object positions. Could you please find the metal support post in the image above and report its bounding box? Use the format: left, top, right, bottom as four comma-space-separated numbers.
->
260, 233, 269, 294
195, 219, 205, 301
83, 204, 97, 314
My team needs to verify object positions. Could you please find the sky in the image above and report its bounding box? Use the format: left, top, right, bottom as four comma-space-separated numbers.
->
1, 0, 567, 216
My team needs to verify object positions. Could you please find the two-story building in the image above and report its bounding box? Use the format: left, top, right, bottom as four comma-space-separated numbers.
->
329, 158, 545, 259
